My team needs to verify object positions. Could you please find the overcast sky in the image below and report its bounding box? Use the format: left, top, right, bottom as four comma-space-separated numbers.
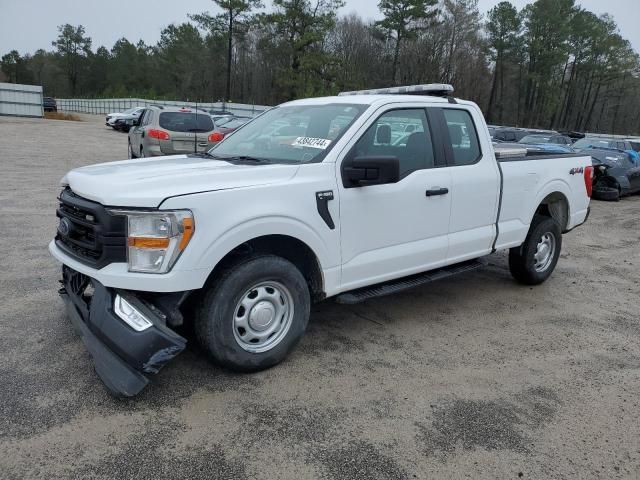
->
1, 0, 638, 55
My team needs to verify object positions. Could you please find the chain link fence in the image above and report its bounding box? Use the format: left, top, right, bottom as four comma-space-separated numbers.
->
57, 98, 270, 117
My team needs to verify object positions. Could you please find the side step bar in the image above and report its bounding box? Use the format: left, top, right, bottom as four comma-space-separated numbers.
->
335, 259, 485, 305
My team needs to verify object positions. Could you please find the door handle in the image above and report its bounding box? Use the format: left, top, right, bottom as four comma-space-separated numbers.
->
425, 187, 449, 197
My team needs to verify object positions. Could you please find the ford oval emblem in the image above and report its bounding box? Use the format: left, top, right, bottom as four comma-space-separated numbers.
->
58, 218, 72, 236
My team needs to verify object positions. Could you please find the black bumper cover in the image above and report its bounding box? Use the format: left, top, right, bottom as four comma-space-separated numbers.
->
60, 267, 186, 397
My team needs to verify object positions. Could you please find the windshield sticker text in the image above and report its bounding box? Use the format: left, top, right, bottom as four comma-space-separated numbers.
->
292, 137, 332, 149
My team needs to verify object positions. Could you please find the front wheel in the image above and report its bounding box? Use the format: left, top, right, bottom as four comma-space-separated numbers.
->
509, 214, 562, 285
195, 255, 310, 372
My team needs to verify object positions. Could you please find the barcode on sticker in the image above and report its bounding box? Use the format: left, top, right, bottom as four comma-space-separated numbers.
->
292, 137, 332, 149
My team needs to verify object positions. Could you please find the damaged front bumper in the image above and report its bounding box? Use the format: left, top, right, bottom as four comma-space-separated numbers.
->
60, 266, 187, 397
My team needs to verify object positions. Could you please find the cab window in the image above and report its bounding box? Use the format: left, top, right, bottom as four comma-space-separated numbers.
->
349, 109, 434, 178
443, 109, 481, 165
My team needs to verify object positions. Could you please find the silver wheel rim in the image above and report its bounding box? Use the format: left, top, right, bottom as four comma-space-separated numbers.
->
232, 281, 294, 353
534, 232, 556, 272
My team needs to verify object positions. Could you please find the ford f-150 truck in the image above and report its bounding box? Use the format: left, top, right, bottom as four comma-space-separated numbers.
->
50, 84, 593, 396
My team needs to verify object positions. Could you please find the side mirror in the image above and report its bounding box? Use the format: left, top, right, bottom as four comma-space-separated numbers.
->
342, 155, 400, 188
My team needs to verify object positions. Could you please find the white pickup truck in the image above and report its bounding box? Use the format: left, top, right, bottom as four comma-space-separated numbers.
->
50, 84, 593, 396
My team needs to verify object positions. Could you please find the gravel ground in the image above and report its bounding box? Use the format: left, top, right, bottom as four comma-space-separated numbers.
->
0, 114, 639, 479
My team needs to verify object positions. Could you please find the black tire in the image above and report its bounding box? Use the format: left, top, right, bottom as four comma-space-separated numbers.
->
592, 186, 620, 202
509, 214, 562, 285
195, 255, 310, 372
139, 146, 145, 158
128, 140, 137, 159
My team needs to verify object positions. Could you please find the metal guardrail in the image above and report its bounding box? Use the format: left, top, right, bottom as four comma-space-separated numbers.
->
0, 82, 43, 117
57, 98, 270, 117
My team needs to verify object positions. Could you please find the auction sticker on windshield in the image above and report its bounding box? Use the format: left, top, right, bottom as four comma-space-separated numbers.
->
292, 137, 332, 149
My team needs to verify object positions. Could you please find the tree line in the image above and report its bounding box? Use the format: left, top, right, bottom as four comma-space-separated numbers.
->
2, 0, 639, 134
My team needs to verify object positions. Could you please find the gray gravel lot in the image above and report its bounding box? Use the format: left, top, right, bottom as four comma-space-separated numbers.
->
1, 114, 639, 479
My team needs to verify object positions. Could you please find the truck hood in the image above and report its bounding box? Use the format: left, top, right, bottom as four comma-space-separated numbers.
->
63, 155, 299, 207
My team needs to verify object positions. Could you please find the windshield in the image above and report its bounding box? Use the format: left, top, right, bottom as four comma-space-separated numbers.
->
573, 138, 617, 150
519, 135, 552, 145
209, 103, 367, 163
159, 112, 214, 132
122, 107, 141, 115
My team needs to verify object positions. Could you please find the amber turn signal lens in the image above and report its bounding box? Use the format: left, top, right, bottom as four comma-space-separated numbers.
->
178, 217, 194, 251
128, 237, 170, 249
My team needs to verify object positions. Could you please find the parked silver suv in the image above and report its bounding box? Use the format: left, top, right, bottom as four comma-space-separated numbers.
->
128, 106, 217, 158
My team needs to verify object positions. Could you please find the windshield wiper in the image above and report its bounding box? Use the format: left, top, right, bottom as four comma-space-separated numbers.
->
225, 155, 268, 162
197, 152, 270, 164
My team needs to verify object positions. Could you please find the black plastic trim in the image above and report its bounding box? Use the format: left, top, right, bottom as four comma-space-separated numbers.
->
60, 266, 187, 397
55, 188, 127, 269
426, 107, 448, 168
315, 190, 335, 229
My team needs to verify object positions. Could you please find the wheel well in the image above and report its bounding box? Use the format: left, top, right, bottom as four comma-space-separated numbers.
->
206, 235, 325, 302
535, 192, 569, 231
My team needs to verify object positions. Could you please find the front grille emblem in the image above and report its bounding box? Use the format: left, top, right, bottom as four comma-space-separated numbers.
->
58, 217, 72, 236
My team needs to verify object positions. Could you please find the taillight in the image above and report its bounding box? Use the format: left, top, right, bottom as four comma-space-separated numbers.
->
584, 166, 594, 198
148, 129, 170, 140
208, 132, 225, 142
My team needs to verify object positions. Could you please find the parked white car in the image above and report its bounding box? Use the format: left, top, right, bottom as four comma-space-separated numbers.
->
51, 84, 593, 396
105, 107, 144, 128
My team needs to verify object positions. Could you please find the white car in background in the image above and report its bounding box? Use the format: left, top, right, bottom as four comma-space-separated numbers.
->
105, 107, 144, 128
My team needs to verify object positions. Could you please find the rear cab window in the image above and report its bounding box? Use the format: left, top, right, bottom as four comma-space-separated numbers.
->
159, 112, 214, 132
443, 109, 481, 166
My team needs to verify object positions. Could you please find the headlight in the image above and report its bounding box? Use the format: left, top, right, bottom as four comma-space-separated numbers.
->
109, 210, 194, 273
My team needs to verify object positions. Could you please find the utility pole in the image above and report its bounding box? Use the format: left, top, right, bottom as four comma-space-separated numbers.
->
225, 12, 233, 108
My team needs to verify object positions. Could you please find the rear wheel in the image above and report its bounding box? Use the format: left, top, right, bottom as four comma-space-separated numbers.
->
509, 214, 562, 285
195, 255, 310, 372
128, 140, 137, 159
139, 146, 145, 158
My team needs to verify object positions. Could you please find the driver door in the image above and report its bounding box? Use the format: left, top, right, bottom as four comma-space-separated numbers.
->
337, 107, 452, 291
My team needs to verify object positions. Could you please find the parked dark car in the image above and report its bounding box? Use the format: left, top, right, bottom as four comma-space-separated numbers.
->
516, 134, 575, 153
493, 128, 536, 143
573, 138, 640, 201
574, 137, 639, 165
519, 133, 573, 146
43, 97, 57, 112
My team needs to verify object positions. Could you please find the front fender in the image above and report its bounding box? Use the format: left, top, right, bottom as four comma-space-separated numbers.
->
195, 215, 332, 277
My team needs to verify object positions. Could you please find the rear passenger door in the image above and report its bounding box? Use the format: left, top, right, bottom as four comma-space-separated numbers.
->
338, 106, 453, 290
435, 107, 501, 263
